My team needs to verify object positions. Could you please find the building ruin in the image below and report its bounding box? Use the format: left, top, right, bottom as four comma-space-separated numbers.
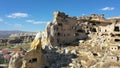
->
45, 11, 120, 46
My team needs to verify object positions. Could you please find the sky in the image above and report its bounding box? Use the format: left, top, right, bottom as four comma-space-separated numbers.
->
0, 0, 120, 32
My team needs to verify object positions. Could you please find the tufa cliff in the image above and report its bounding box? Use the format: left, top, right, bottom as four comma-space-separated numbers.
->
8, 11, 120, 68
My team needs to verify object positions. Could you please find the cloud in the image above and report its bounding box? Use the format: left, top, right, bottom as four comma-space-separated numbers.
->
7, 12, 28, 18
100, 7, 114, 11
14, 23, 22, 27
26, 20, 46, 24
0, 18, 3, 23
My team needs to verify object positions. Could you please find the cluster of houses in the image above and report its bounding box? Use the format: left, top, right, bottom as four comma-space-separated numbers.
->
0, 49, 24, 64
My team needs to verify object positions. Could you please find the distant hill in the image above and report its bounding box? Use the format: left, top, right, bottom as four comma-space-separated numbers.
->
0, 30, 36, 38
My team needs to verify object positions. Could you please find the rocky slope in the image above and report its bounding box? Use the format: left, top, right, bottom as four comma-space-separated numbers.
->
0, 31, 37, 45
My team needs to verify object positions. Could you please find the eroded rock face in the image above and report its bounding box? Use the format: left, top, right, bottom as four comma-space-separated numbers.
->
21, 49, 43, 68
42, 11, 120, 68
8, 35, 35, 44
8, 11, 120, 68
44, 11, 117, 46
21, 32, 47, 68
0, 33, 36, 45
46, 11, 88, 46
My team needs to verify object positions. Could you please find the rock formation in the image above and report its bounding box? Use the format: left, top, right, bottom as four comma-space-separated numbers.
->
44, 11, 118, 46
0, 33, 36, 45
42, 11, 120, 68
8, 11, 120, 68
46, 11, 88, 46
